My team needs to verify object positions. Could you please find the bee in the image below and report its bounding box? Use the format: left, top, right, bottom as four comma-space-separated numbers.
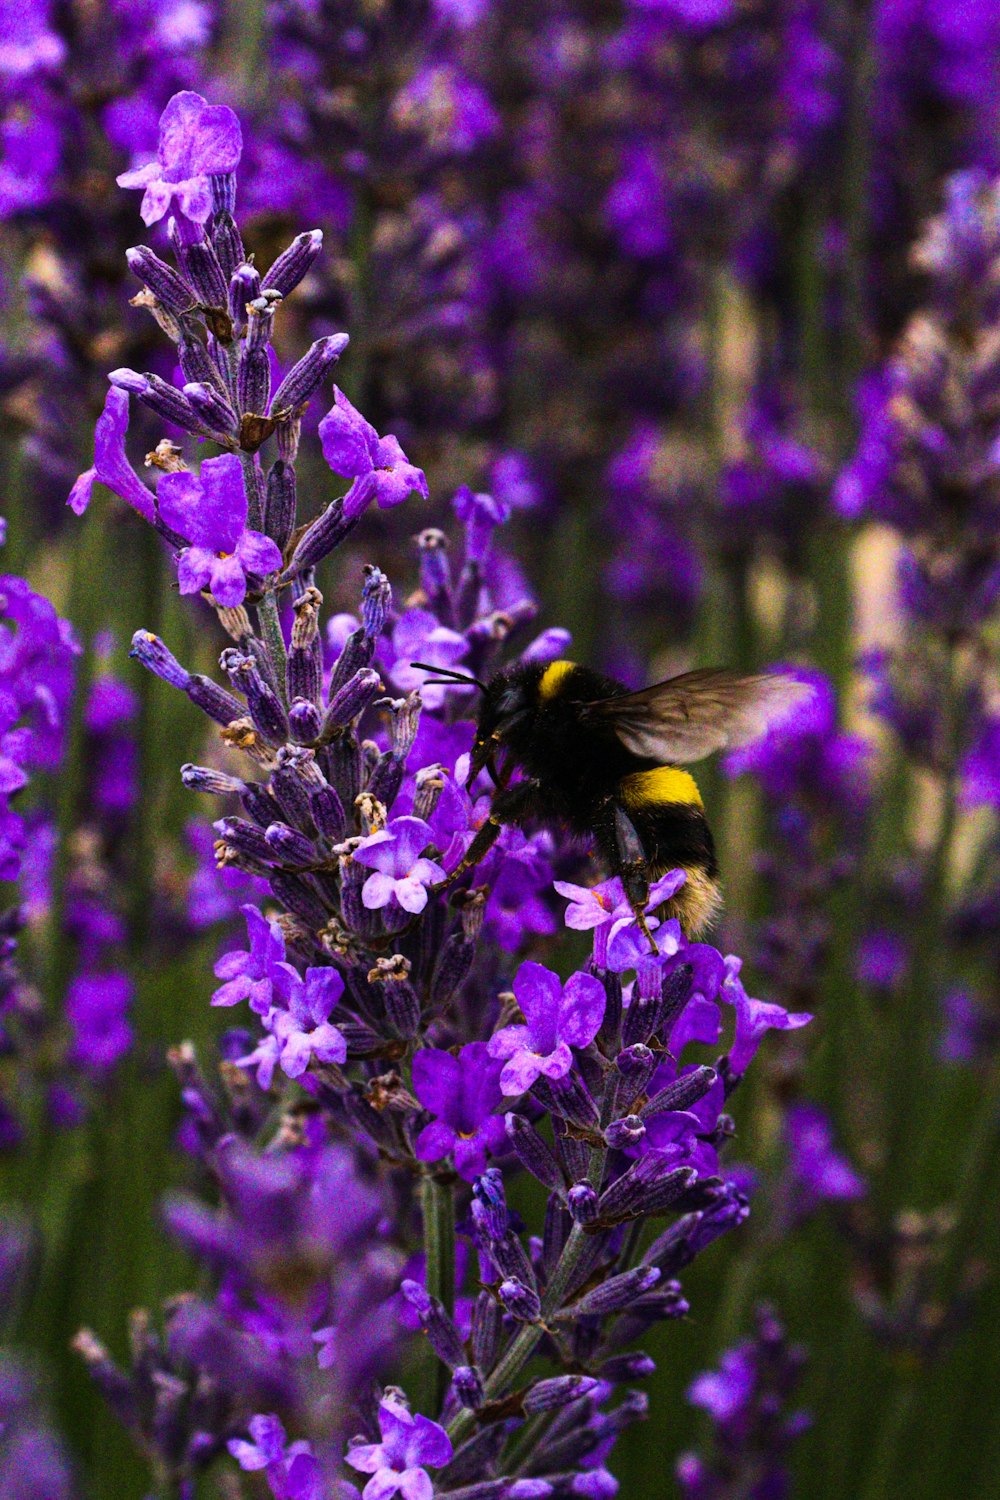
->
411, 657, 811, 950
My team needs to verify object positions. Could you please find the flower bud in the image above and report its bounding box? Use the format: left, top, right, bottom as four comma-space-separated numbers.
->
289, 697, 322, 745
452, 1365, 486, 1410
523, 1376, 600, 1414
126, 246, 196, 315
641, 1065, 717, 1121
180, 765, 245, 797
285, 498, 360, 578
262, 229, 324, 297
109, 369, 203, 433
265, 460, 297, 551
229, 262, 261, 330
270, 334, 349, 415
184, 381, 238, 435
129, 631, 190, 690
498, 1279, 541, 1323
320, 669, 383, 739
567, 1183, 599, 1226
604, 1115, 645, 1150
265, 822, 317, 868
556, 1265, 660, 1321
505, 1114, 564, 1190
310, 784, 347, 842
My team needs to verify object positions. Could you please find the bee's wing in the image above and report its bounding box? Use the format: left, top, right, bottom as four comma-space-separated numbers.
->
583, 669, 814, 764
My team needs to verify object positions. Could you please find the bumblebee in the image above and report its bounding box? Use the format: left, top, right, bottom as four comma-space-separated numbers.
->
413, 657, 811, 949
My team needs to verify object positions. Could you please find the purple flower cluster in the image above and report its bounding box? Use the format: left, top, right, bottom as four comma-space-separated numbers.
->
59, 90, 814, 1500
677, 1304, 810, 1500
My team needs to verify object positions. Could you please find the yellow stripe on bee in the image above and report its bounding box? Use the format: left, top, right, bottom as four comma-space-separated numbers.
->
537, 659, 577, 700
620, 765, 703, 809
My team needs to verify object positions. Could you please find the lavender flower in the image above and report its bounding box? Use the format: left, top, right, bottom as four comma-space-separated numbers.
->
412, 1042, 505, 1181
116, 90, 243, 229
157, 456, 283, 606
320, 388, 429, 519
345, 1392, 452, 1500
488, 961, 606, 1096
353, 818, 446, 916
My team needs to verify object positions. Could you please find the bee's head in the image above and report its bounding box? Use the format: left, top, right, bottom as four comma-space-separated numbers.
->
470, 665, 537, 782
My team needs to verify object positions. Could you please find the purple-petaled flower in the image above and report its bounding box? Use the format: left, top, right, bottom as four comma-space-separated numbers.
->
389, 610, 469, 709
65, 971, 133, 1072
157, 455, 282, 607
319, 388, 429, 519
345, 1392, 452, 1500
555, 871, 686, 969
412, 1041, 506, 1181
67, 386, 155, 522
228, 1413, 325, 1500
722, 958, 811, 1076
117, 90, 243, 227
784, 1104, 866, 1212
212, 904, 286, 1013
488, 961, 606, 1096
237, 963, 347, 1088
353, 817, 445, 916
688, 1345, 756, 1425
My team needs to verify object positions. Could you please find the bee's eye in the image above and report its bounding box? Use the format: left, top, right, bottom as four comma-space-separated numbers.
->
496, 687, 524, 719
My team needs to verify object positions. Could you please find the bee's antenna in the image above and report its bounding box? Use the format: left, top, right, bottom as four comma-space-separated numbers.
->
410, 661, 487, 692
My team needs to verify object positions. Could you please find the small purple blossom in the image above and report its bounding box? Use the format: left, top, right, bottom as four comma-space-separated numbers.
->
212, 904, 286, 1013
117, 90, 243, 227
65, 972, 133, 1072
722, 958, 812, 1076
345, 1393, 452, 1500
237, 964, 347, 1089
320, 388, 429, 519
353, 817, 445, 916
412, 1042, 506, 1181
784, 1104, 866, 1211
488, 960, 606, 1096
389, 610, 469, 709
157, 455, 282, 607
555, 870, 686, 969
228, 1414, 324, 1500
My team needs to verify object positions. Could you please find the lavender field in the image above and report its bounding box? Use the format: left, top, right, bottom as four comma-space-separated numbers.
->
1, 3, 999, 1498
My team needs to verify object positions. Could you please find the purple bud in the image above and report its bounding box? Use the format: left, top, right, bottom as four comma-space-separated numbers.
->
362, 565, 392, 638
471, 1169, 509, 1242
431, 931, 478, 1008
604, 1115, 645, 1150
401, 1279, 467, 1369
238, 344, 271, 417
229, 262, 262, 330
641, 1066, 717, 1120
178, 335, 224, 390
170, 219, 228, 308
109, 369, 204, 433
471, 1291, 501, 1371
246, 294, 278, 350
241, 782, 283, 828
222, 651, 289, 744
452, 1365, 486, 1410
289, 697, 322, 745
310, 784, 347, 841
184, 381, 237, 434
126, 246, 196, 315
556, 1266, 661, 1321
211, 206, 244, 279
417, 530, 453, 620
186, 674, 244, 727
268, 766, 313, 831
505, 1114, 564, 1190
265, 822, 317, 868
270, 335, 349, 415
498, 1279, 541, 1322
265, 460, 297, 551
129, 630, 190, 690
567, 1183, 599, 1226
523, 1376, 600, 1414
214, 817, 273, 866
180, 764, 245, 797
285, 498, 360, 578
262, 229, 324, 297
269, 872, 328, 928
384, 692, 421, 757
607, 1043, 658, 1119
369, 957, 421, 1038
320, 669, 383, 738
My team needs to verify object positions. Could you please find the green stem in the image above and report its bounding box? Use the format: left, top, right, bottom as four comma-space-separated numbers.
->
422, 1172, 456, 1413
447, 1155, 604, 1446
857, 1379, 917, 1500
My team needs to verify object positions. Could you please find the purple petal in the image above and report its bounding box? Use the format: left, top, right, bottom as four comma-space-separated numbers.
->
361, 871, 396, 909
412, 1049, 462, 1117
208, 553, 248, 608
319, 387, 377, 478
92, 386, 156, 522
512, 961, 562, 1045
236, 529, 283, 578
68, 466, 97, 516
394, 877, 429, 914
559, 971, 606, 1049
175, 547, 214, 596
414, 1119, 457, 1163
498, 1050, 543, 1096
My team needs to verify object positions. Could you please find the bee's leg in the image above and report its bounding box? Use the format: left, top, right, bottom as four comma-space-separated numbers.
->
609, 805, 658, 956
434, 779, 542, 891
